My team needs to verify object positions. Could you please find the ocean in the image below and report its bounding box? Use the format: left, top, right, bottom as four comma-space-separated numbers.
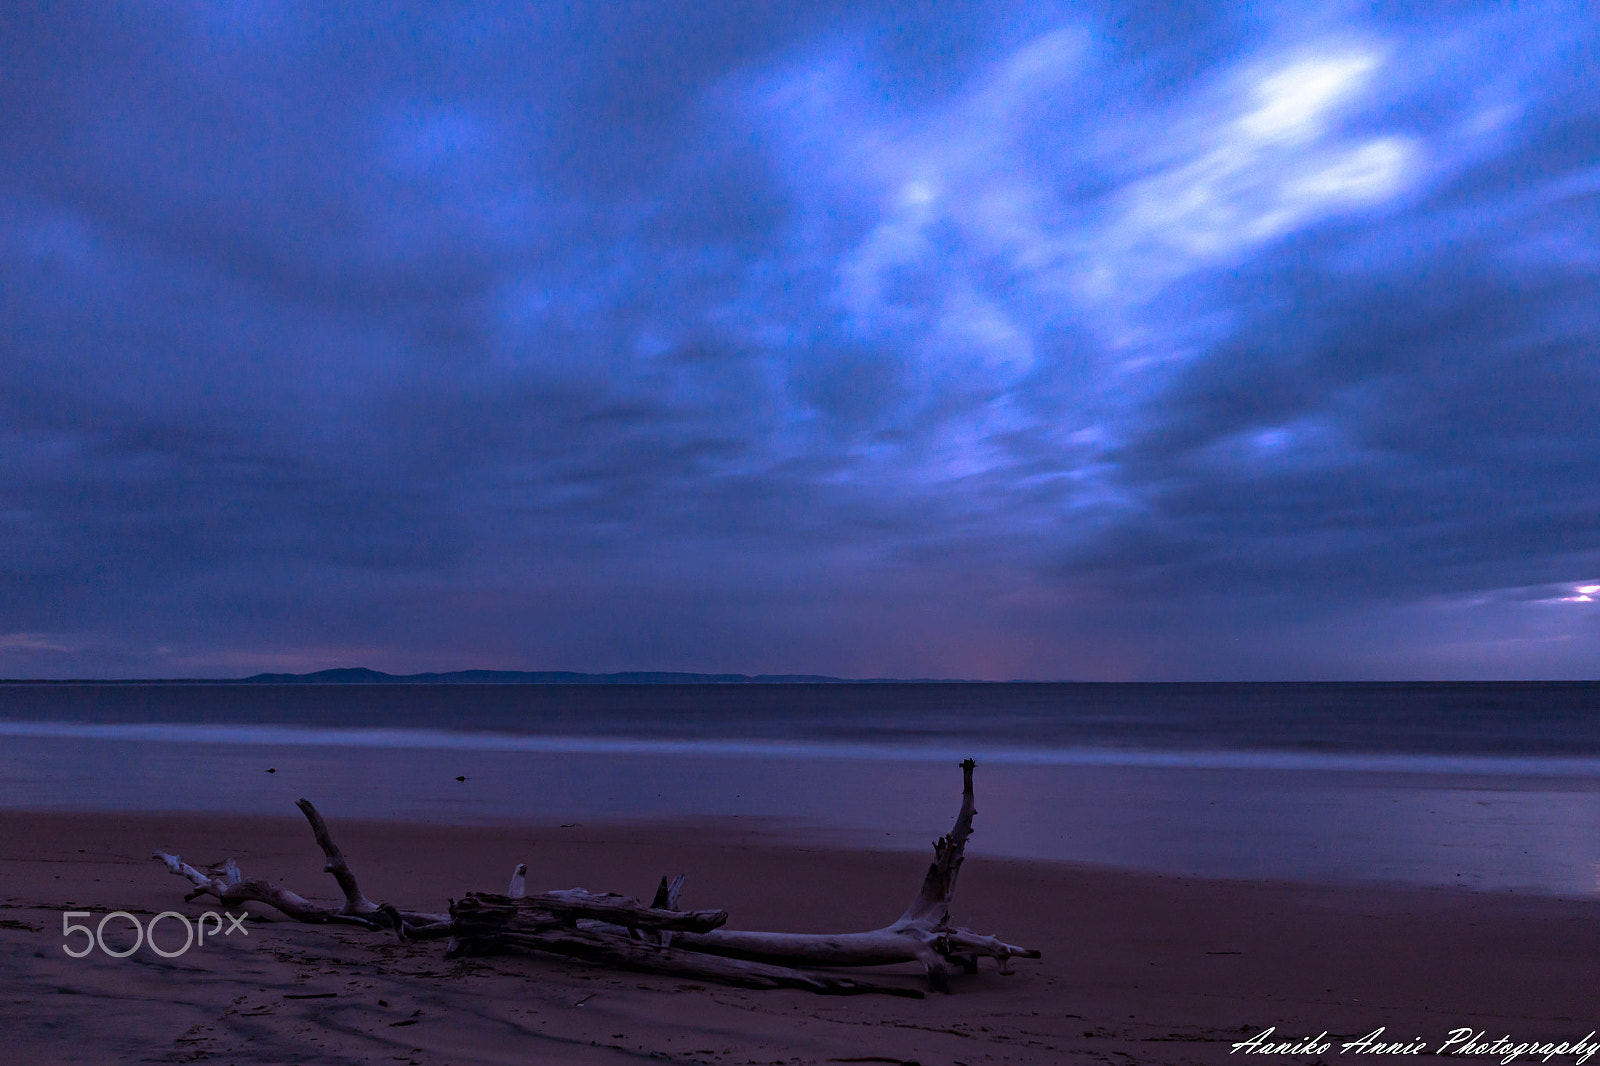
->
3, 681, 1598, 895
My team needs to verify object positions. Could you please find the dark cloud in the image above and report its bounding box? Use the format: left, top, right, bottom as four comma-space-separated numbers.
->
1, 0, 1597, 679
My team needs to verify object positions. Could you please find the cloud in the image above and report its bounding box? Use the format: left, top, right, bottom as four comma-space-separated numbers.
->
0, 0, 1596, 678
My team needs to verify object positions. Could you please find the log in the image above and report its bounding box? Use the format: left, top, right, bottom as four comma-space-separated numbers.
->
669, 760, 1040, 991
150, 761, 1034, 997
450, 891, 728, 935
153, 852, 381, 927
452, 924, 923, 997
154, 799, 448, 932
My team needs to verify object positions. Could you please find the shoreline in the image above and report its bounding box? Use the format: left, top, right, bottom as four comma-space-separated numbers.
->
7, 733, 1600, 895
3, 809, 1598, 1064
4, 803, 1600, 902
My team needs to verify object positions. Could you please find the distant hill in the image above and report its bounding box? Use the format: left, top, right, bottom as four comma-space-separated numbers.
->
234, 667, 899, 684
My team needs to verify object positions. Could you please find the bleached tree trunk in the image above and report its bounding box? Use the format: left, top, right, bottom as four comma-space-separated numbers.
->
151, 762, 1037, 996
155, 798, 449, 932
465, 925, 925, 996
669, 759, 1039, 990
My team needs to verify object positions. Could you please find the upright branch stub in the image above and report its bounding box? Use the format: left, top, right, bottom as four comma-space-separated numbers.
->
649, 875, 685, 911
646, 874, 687, 945
899, 758, 977, 927
295, 798, 377, 916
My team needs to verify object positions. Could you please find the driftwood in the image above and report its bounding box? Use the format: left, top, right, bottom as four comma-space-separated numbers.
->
671, 759, 1039, 990
153, 760, 1037, 995
454, 890, 729, 934
154, 797, 449, 934
464, 922, 924, 995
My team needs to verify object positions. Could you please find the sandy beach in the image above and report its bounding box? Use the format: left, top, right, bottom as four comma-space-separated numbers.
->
2, 809, 1597, 1065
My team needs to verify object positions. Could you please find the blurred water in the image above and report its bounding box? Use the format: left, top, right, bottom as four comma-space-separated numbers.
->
2, 722, 1598, 896
3, 681, 1598, 754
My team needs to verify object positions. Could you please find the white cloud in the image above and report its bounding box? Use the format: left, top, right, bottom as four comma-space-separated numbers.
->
734, 27, 1445, 498
1239, 54, 1379, 141
1089, 46, 1418, 301
750, 31, 1432, 394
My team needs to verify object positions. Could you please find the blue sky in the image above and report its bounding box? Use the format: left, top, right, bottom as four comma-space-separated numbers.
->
2, 0, 1597, 679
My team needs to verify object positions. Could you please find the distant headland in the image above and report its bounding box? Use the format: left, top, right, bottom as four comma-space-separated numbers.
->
233, 667, 946, 684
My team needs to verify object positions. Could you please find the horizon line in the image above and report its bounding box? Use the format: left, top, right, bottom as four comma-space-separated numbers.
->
2, 667, 1598, 685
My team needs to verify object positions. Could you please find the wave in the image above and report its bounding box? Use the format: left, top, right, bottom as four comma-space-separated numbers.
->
5, 719, 1600, 777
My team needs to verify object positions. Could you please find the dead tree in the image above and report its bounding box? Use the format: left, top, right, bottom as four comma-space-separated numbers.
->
668, 759, 1039, 990
154, 798, 448, 933
153, 760, 1037, 995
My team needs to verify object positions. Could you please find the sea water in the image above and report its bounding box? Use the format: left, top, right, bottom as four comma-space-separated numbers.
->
2, 682, 1598, 895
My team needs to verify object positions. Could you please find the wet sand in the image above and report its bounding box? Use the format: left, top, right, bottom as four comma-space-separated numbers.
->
1, 809, 1597, 1064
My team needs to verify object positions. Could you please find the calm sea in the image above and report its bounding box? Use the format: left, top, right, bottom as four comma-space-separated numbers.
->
3, 682, 1598, 895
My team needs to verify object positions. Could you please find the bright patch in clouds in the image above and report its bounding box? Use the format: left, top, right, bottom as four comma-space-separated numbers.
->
1094, 46, 1415, 301
1240, 53, 1380, 141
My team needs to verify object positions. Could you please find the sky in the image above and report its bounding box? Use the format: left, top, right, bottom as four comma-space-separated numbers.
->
2, 0, 1597, 681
